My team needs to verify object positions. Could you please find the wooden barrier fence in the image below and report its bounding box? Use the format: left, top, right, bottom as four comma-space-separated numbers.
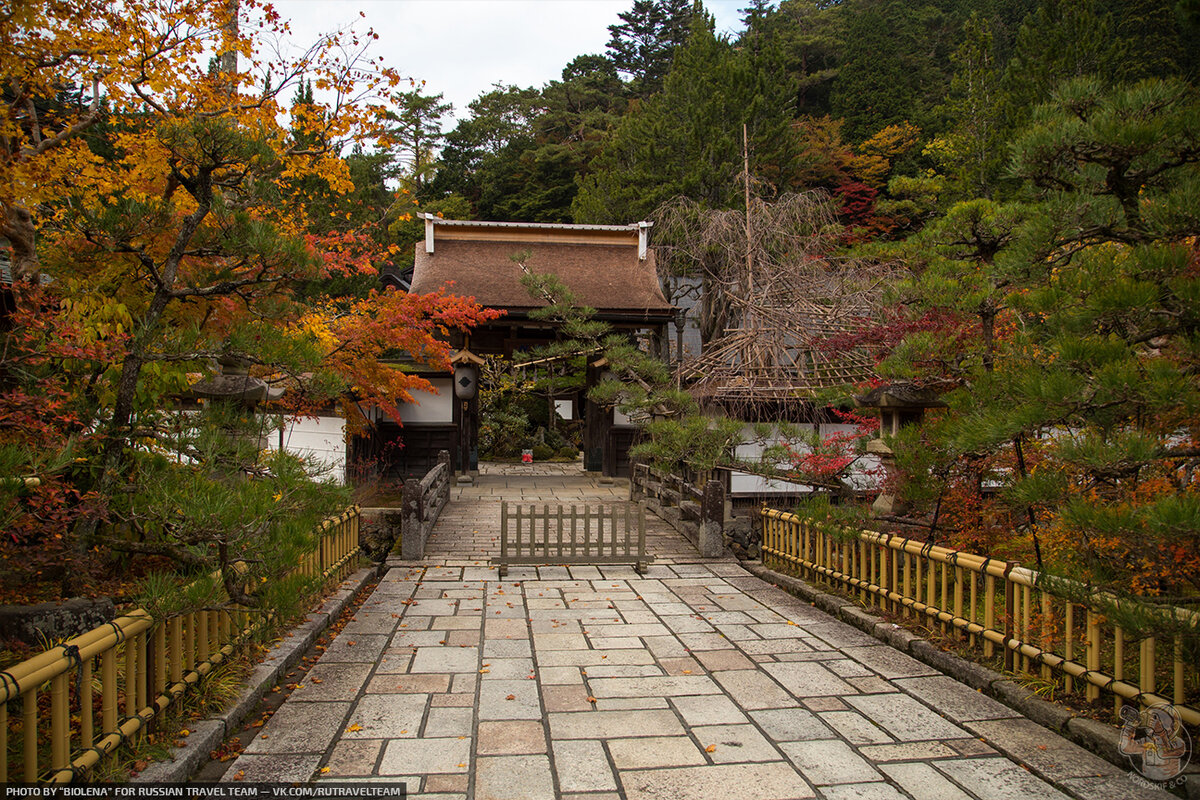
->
398, 451, 451, 560
759, 508, 1199, 728
493, 502, 652, 577
1, 506, 361, 783
630, 464, 725, 557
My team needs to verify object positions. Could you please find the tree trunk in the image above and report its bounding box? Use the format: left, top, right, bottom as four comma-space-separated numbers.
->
980, 302, 996, 373
2, 206, 40, 281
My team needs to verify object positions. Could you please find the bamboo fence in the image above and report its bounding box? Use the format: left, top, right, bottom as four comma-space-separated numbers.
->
759, 508, 1199, 728
1, 506, 361, 783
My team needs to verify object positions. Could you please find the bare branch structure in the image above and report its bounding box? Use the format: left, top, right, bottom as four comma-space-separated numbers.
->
654, 189, 899, 411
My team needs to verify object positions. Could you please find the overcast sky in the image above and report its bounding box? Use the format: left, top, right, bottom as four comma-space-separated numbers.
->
271, 0, 748, 122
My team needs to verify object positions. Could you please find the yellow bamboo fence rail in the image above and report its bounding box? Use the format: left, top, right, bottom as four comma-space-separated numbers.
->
1, 506, 360, 783
759, 508, 1199, 729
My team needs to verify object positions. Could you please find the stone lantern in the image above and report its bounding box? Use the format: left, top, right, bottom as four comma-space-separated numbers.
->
188, 355, 282, 407
187, 355, 284, 452
854, 382, 945, 516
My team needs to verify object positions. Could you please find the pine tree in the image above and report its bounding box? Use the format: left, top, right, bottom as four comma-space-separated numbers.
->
829, 0, 959, 141
488, 56, 627, 223
427, 84, 542, 215
925, 12, 1008, 198
998, 0, 1119, 133
606, 0, 695, 98
887, 78, 1200, 595
575, 11, 799, 222
388, 88, 453, 194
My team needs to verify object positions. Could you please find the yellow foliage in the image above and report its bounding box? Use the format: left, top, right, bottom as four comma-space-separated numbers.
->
849, 122, 921, 189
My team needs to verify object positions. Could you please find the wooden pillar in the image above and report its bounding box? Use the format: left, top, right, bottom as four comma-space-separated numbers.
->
451, 394, 463, 473
602, 413, 617, 477
583, 360, 609, 473
466, 392, 479, 472
699, 479, 725, 557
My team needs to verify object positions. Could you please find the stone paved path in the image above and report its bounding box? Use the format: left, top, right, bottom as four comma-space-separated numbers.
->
225, 469, 1164, 800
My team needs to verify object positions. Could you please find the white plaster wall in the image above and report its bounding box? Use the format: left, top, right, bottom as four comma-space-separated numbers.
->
271, 415, 347, 482
397, 377, 454, 424
729, 422, 882, 496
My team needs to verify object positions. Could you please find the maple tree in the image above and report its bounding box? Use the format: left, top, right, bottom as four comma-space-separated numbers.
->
0, 0, 496, 607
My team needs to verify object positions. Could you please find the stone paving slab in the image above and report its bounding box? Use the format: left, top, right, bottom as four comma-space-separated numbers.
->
221, 468, 1168, 799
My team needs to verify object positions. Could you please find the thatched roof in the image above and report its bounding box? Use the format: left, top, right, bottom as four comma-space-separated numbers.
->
409, 218, 674, 320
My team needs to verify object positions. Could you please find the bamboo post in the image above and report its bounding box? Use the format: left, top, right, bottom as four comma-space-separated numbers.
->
23, 690, 37, 781
1003, 564, 1017, 673
1, 701, 7, 782
207, 610, 219, 664
184, 613, 195, 673
780, 515, 787, 571
102, 649, 117, 735
841, 538, 849, 588
1114, 627, 1125, 718
922, 556, 932, 615
51, 672, 68, 772
889, 548, 899, 615
903, 552, 912, 619
787, 516, 793, 570
776, 514, 783, 569
877, 541, 886, 608
1041, 593, 1053, 681
760, 512, 769, 566
136, 631, 147, 720
939, 561, 948, 636
1085, 610, 1100, 701
859, 540, 867, 602
80, 655, 94, 750
152, 624, 165, 699
124, 635, 137, 718
1141, 636, 1156, 697
1064, 604, 1075, 694
953, 564, 964, 641
197, 610, 210, 664
169, 618, 182, 685
1174, 635, 1185, 706
824, 528, 832, 587
1022, 585, 1032, 673
983, 573, 996, 659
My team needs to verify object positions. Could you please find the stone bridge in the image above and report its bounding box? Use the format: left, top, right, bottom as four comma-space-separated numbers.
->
217, 464, 1167, 800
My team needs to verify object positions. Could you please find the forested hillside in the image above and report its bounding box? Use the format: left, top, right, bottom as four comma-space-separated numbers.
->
393, 0, 1198, 231
391, 0, 1200, 598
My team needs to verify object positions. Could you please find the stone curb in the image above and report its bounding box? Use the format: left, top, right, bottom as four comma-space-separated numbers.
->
135, 564, 384, 783
740, 561, 1135, 776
